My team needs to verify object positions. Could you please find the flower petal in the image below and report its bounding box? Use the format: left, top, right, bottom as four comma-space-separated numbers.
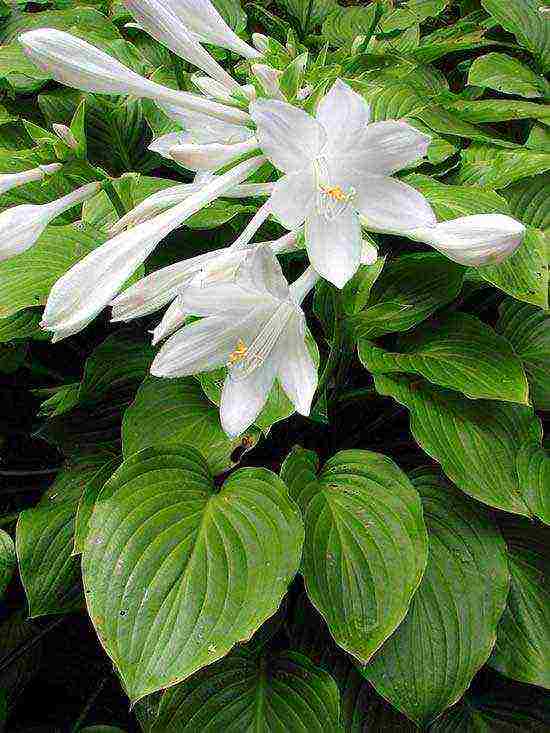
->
169, 137, 259, 171
235, 244, 290, 300
220, 354, 279, 437
180, 282, 266, 317
355, 175, 436, 232
149, 132, 190, 159
305, 209, 362, 288
347, 120, 431, 175
269, 166, 316, 230
408, 214, 526, 266
159, 105, 252, 144
316, 79, 370, 158
249, 99, 326, 173
276, 313, 317, 415
151, 296, 189, 345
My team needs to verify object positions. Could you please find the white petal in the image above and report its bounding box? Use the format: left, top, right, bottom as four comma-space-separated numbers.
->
108, 183, 197, 235
305, 209, 362, 288
149, 131, 190, 159
316, 79, 370, 158
252, 33, 269, 54
220, 355, 279, 437
0, 163, 61, 195
235, 244, 290, 300
19, 29, 250, 125
151, 304, 270, 376
360, 239, 378, 265
151, 296, 189, 345
165, 0, 260, 59
351, 120, 431, 175
53, 123, 78, 149
251, 64, 285, 100
180, 281, 264, 317
169, 137, 258, 171
277, 312, 317, 415
249, 99, 326, 173
269, 166, 316, 230
408, 214, 526, 266
159, 104, 252, 144
192, 74, 233, 101
355, 175, 436, 233
124, 0, 240, 90
110, 251, 219, 320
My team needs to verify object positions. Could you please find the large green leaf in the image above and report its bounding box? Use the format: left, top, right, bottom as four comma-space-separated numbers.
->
380, 0, 449, 32
122, 376, 260, 475
148, 648, 342, 732
0, 223, 106, 317
504, 175, 550, 233
373, 374, 543, 518
403, 174, 510, 220
453, 145, 550, 189
489, 517, 550, 689
16, 452, 116, 617
281, 447, 428, 665
348, 253, 464, 340
365, 469, 509, 726
448, 99, 550, 124
322, 5, 378, 45
481, 0, 550, 72
497, 299, 550, 411
82, 446, 304, 701
468, 52, 546, 98
0, 309, 44, 342
359, 313, 529, 404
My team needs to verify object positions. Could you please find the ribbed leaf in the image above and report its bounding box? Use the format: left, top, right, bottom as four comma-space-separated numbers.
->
497, 299, 550, 411
148, 649, 342, 732
16, 452, 116, 617
322, 6, 378, 45
122, 377, 260, 474
348, 253, 464, 340
373, 374, 543, 517
0, 529, 15, 598
454, 145, 550, 189
359, 312, 529, 404
448, 99, 550, 123
0, 223, 107, 317
489, 517, 550, 689
380, 0, 449, 32
281, 448, 428, 665
481, 0, 550, 72
404, 174, 510, 219
0, 309, 44, 342
73, 457, 121, 555
504, 175, 550, 232
365, 469, 509, 726
82, 446, 304, 701
468, 52, 546, 98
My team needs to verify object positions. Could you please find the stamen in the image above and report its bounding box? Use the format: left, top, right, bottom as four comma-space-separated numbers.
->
313, 157, 356, 221
228, 338, 248, 365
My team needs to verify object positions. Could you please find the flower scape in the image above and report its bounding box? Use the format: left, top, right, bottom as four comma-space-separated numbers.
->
0, 0, 548, 729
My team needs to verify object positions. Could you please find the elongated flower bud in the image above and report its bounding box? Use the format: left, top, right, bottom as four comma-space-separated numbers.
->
124, 0, 240, 92
408, 214, 526, 266
252, 33, 270, 54
162, 0, 260, 59
52, 124, 79, 150
19, 29, 250, 126
41, 155, 266, 341
151, 295, 189, 345
192, 74, 256, 103
169, 137, 259, 171
0, 181, 100, 262
251, 64, 285, 100
0, 163, 62, 196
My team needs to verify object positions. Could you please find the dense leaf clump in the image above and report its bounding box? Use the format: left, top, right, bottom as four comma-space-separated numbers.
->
0, 0, 548, 730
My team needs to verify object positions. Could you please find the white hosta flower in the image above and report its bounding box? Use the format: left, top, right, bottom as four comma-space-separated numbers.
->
250, 79, 435, 287
160, 0, 260, 59
124, 0, 240, 92
151, 295, 189, 345
0, 181, 100, 262
52, 124, 79, 150
406, 214, 526, 266
252, 33, 270, 54
158, 105, 252, 145
251, 64, 285, 100
41, 155, 265, 341
19, 29, 250, 126
151, 246, 319, 437
192, 74, 256, 103
148, 132, 190, 160
169, 136, 259, 171
0, 163, 61, 195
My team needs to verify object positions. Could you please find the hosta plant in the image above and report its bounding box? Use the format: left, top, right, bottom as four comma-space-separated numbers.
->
0, 0, 549, 730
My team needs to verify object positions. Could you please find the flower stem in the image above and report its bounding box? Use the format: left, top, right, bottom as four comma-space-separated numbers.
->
315, 288, 343, 399
102, 180, 127, 219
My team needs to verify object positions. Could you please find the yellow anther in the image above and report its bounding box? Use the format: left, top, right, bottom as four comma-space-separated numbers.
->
321, 185, 347, 202
228, 338, 248, 365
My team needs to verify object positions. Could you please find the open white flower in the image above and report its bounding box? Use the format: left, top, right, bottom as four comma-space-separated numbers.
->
250, 79, 435, 287
151, 245, 318, 437
0, 163, 61, 196
41, 155, 265, 341
0, 181, 100, 262
19, 29, 250, 126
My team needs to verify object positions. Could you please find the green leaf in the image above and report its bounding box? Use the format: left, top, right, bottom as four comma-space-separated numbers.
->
504, 175, 550, 233
468, 52, 546, 98
82, 446, 304, 701
497, 299, 550, 411
279, 0, 338, 29
447, 98, 550, 123
16, 452, 116, 617
348, 253, 464, 340
373, 374, 543, 517
0, 612, 42, 712
282, 448, 428, 665
476, 227, 548, 310
73, 457, 121, 555
359, 312, 529, 404
489, 517, 550, 689
481, 0, 550, 73
0, 309, 44, 342
380, 0, 449, 32
0, 529, 15, 598
454, 145, 550, 189
149, 649, 342, 732
365, 469, 509, 727
0, 223, 107, 318
322, 5, 378, 46
122, 376, 260, 475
